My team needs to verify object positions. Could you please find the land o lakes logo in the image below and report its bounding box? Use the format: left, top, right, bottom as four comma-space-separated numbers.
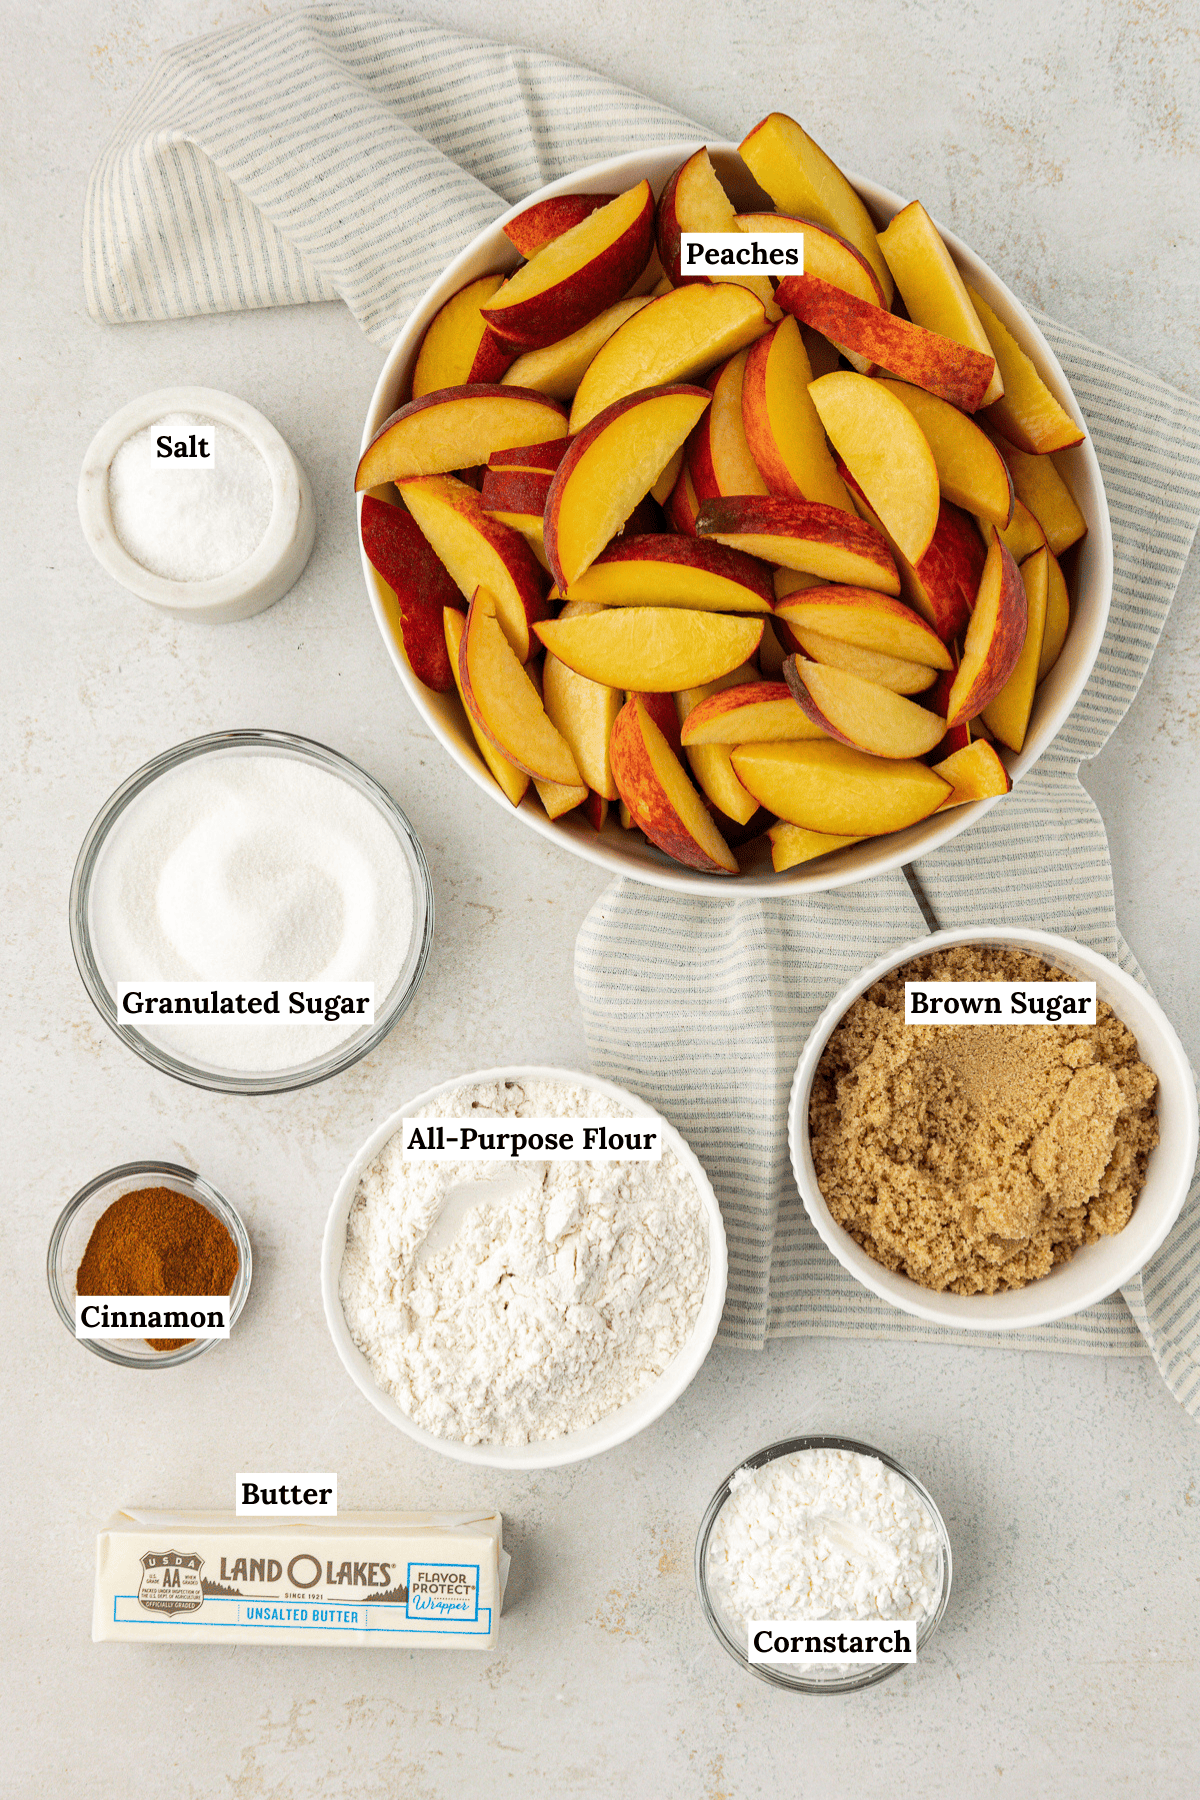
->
137, 1549, 205, 1613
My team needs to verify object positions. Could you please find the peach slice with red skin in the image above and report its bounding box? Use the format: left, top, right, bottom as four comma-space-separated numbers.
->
980, 545, 1049, 752
944, 539, 1028, 728
731, 738, 950, 835
736, 213, 885, 308
360, 495, 465, 693
543, 383, 711, 590
666, 459, 700, 535
412, 274, 515, 397
501, 192, 617, 259
656, 148, 779, 318
978, 495, 1047, 564
784, 658, 947, 758
488, 438, 571, 473
930, 739, 1013, 809
838, 462, 984, 644
786, 624, 938, 696
738, 112, 894, 304
500, 296, 653, 400
968, 287, 1084, 454
680, 681, 826, 746
807, 372, 941, 565
480, 468, 553, 523
778, 275, 996, 412
482, 182, 655, 349
696, 495, 900, 595
534, 606, 763, 692
768, 821, 864, 870
742, 316, 852, 511
877, 202, 1004, 406
774, 585, 951, 670
443, 607, 530, 808
564, 533, 774, 615
874, 378, 1014, 527
356, 386, 568, 489
674, 665, 763, 824
686, 350, 769, 501
399, 474, 548, 663
542, 653, 622, 801
458, 589, 582, 785
568, 282, 770, 432
997, 442, 1086, 555
609, 696, 739, 874
632, 689, 684, 756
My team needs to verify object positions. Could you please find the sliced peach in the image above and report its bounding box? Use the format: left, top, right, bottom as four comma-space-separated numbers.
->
731, 739, 950, 834
774, 584, 951, 669
651, 447, 684, 506
687, 349, 769, 500
807, 371, 940, 566
768, 821, 864, 870
535, 606, 763, 692
696, 495, 900, 594
360, 495, 465, 692
666, 459, 700, 535
565, 533, 774, 614
482, 182, 655, 349
930, 739, 1013, 809
458, 589, 581, 785
787, 625, 938, 695
742, 317, 852, 510
778, 275, 996, 412
874, 378, 1014, 526
980, 546, 1048, 752
583, 790, 609, 832
1000, 443, 1087, 554
877, 202, 1004, 405
656, 148, 779, 316
738, 112, 894, 304
978, 496, 1047, 563
633, 688, 684, 755
784, 659, 947, 758
945, 539, 1028, 727
443, 607, 529, 807
488, 437, 571, 473
480, 467, 552, 525
569, 283, 770, 432
675, 668, 764, 824
399, 474, 547, 662
500, 296, 653, 399
838, 462, 983, 643
533, 777, 588, 819
502, 192, 617, 259
1038, 550, 1071, 682
736, 213, 885, 308
543, 384, 711, 589
412, 274, 511, 397
968, 287, 1085, 453
542, 653, 622, 800
609, 697, 738, 873
803, 325, 843, 378
680, 681, 825, 745
356, 387, 568, 489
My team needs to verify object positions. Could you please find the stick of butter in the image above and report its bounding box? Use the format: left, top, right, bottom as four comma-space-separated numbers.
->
93, 1510, 507, 1648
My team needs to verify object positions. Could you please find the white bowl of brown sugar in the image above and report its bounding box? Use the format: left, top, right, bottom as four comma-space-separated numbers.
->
788, 928, 1198, 1329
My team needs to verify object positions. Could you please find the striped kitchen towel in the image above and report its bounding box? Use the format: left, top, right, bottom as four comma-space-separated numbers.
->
83, 9, 1200, 1411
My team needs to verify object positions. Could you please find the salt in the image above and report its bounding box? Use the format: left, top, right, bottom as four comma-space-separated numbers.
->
88, 750, 416, 1073
107, 411, 272, 582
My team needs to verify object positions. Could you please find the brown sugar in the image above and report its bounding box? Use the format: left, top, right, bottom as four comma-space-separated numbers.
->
76, 1185, 239, 1349
808, 946, 1159, 1295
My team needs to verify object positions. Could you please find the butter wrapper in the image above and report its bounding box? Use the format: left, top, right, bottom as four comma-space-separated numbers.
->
93, 1509, 506, 1648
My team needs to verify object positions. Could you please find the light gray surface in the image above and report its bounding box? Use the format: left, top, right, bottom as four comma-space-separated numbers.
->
2, 2, 1198, 1796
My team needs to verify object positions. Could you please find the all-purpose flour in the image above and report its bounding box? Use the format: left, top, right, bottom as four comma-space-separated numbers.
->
707, 1447, 942, 1627
339, 1078, 711, 1445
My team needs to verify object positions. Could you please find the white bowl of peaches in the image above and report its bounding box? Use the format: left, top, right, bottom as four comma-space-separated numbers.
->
356, 115, 1111, 893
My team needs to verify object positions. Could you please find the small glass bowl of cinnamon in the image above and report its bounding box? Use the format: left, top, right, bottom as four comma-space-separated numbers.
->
47, 1161, 252, 1368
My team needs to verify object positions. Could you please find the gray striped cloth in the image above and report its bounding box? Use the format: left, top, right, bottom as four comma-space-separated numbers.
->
83, 9, 1200, 1410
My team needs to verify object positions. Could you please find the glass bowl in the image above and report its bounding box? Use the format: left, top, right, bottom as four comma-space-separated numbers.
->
69, 729, 435, 1094
695, 1434, 952, 1693
47, 1161, 253, 1369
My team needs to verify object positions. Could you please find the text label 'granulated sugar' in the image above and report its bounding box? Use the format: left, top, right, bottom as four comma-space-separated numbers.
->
748, 1620, 917, 1664
403, 1120, 662, 1161
76, 1295, 231, 1339
680, 231, 804, 271
903, 981, 1096, 1024
117, 982, 375, 1026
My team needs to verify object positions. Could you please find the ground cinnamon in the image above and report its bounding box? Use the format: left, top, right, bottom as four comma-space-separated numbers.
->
76, 1186, 239, 1350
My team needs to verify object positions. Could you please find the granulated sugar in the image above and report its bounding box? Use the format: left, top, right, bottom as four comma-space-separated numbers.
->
108, 412, 272, 582
707, 1447, 941, 1629
339, 1077, 711, 1446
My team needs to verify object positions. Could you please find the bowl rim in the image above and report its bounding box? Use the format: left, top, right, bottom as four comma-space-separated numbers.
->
694, 1432, 952, 1693
359, 141, 1113, 896
69, 728, 435, 1094
321, 1062, 729, 1469
46, 1160, 253, 1369
77, 384, 315, 621
787, 926, 1199, 1328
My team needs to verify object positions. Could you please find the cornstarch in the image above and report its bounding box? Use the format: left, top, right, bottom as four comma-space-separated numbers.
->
707, 1447, 942, 1629
339, 1077, 710, 1445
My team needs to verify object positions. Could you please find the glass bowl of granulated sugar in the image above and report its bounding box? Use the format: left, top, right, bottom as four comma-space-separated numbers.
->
696, 1435, 952, 1693
322, 1066, 728, 1469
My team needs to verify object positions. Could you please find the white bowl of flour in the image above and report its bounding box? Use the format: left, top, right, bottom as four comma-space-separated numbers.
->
322, 1068, 728, 1469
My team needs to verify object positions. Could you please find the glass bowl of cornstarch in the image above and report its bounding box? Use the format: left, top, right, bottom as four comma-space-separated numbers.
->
696, 1435, 951, 1692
